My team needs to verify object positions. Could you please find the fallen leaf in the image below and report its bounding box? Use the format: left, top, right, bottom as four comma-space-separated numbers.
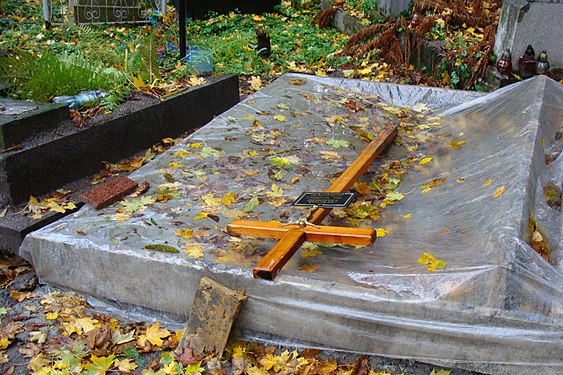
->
326, 139, 349, 148
175, 228, 193, 239
482, 179, 493, 187
417, 252, 446, 272
243, 197, 260, 213
376, 228, 388, 237
419, 157, 432, 165
249, 76, 263, 90
137, 322, 170, 347
493, 186, 506, 198
115, 358, 138, 373
83, 354, 115, 375
289, 79, 305, 85
404, 213, 412, 219
298, 264, 319, 273
450, 139, 466, 149
420, 177, 446, 194
273, 114, 287, 122
183, 243, 205, 258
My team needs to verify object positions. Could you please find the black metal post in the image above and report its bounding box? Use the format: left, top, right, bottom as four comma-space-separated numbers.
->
179, 0, 186, 59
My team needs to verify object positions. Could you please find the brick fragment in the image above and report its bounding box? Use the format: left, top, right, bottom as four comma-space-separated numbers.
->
82, 176, 138, 209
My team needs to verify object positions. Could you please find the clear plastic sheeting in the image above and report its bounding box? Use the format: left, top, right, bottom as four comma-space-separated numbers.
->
19, 74, 563, 374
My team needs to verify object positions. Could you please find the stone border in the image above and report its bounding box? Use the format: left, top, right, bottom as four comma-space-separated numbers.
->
0, 75, 239, 254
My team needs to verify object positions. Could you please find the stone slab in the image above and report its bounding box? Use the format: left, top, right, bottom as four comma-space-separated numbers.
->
0, 98, 68, 150
494, 0, 563, 70
19, 74, 563, 374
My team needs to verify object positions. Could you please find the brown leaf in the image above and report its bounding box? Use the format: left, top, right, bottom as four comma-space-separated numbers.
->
352, 355, 370, 375
84, 324, 113, 355
175, 345, 204, 366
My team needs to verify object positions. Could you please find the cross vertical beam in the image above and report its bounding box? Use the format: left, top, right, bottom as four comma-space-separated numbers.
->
228, 124, 398, 280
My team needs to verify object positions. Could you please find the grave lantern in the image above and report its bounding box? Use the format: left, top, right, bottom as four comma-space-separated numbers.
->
535, 50, 550, 75
496, 49, 512, 76
518, 44, 536, 78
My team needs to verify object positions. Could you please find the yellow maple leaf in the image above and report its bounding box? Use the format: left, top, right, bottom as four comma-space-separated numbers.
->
221, 192, 237, 207
0, 338, 11, 350
138, 321, 170, 347
404, 213, 412, 219
75, 317, 100, 334
115, 358, 138, 373
482, 179, 494, 187
83, 354, 115, 375
298, 264, 319, 273
183, 242, 205, 258
376, 228, 388, 237
173, 149, 191, 158
194, 212, 209, 220
493, 186, 506, 198
417, 252, 446, 272
273, 114, 287, 122
249, 75, 263, 90
174, 228, 193, 239
419, 157, 432, 165
201, 193, 221, 206
45, 312, 59, 320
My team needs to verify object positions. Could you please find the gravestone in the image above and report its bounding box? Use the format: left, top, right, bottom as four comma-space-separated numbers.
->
19, 73, 563, 374
494, 0, 563, 71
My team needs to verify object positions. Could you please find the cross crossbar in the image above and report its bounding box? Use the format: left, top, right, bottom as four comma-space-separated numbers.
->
227, 123, 398, 280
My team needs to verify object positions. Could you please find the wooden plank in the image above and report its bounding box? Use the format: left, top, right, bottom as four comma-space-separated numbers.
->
253, 230, 306, 280
176, 277, 246, 357
227, 220, 375, 245
309, 123, 398, 224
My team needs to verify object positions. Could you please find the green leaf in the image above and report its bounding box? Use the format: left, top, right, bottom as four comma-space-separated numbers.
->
430, 370, 451, 375
326, 139, 350, 149
0, 307, 7, 316
184, 360, 205, 375
243, 197, 260, 213
123, 347, 139, 359
144, 244, 179, 253
83, 354, 115, 375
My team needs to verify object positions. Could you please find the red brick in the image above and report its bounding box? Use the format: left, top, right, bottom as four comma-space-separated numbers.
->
82, 176, 138, 209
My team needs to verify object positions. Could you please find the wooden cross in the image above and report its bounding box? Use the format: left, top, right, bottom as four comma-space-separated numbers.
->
227, 124, 398, 280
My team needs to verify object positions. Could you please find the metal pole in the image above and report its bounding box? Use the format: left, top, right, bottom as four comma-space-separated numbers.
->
179, 0, 186, 59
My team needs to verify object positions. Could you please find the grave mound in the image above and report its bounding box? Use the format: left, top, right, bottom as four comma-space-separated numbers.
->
19, 74, 562, 374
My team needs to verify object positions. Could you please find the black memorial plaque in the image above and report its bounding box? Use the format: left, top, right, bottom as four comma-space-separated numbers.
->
292, 192, 357, 208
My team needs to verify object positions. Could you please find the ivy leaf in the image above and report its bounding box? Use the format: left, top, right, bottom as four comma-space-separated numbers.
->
83, 354, 115, 375
326, 139, 349, 149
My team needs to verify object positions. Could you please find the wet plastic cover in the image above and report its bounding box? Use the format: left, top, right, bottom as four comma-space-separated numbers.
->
20, 74, 563, 374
